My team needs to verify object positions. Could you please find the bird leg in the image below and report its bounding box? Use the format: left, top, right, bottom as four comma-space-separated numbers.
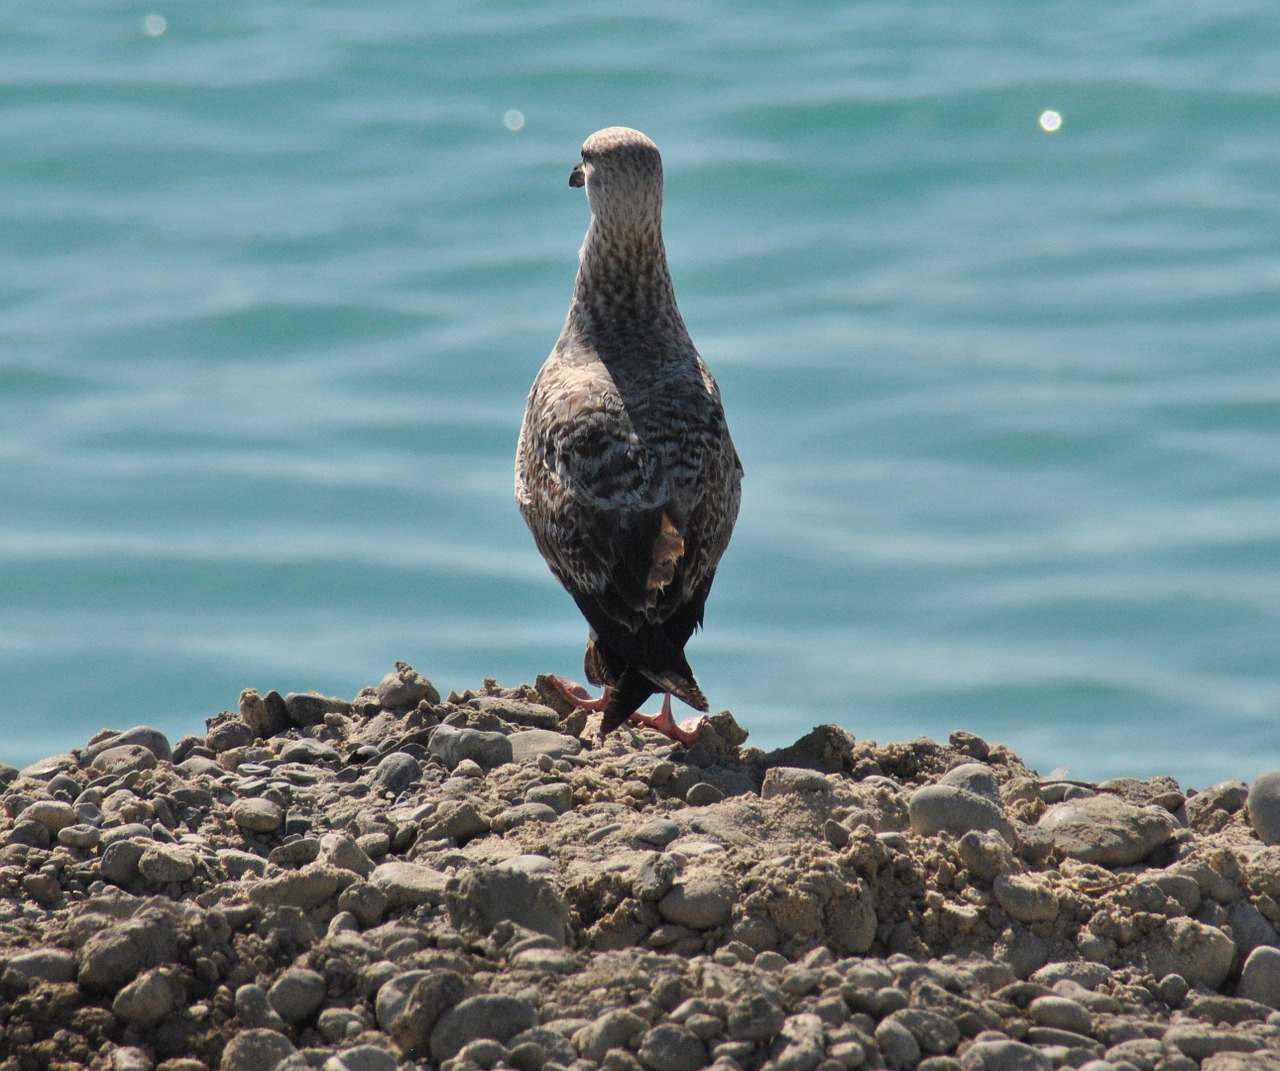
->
540, 674, 612, 713
629, 693, 708, 748
542, 676, 708, 747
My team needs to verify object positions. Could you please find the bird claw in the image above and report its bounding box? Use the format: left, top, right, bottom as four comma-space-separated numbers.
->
540, 674, 612, 713
629, 694, 708, 748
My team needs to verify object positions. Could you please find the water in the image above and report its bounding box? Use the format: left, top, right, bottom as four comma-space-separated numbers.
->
2, 1, 1277, 785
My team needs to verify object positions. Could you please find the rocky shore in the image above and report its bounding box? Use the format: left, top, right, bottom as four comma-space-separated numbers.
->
2, 663, 1279, 1071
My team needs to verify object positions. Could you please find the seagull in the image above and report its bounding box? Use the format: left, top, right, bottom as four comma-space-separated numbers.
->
515, 126, 742, 746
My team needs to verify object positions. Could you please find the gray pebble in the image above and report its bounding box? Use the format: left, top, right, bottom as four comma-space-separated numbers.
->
219, 1028, 296, 1071
232, 797, 285, 833
455, 1039, 511, 1069
940, 763, 1001, 803
508, 729, 583, 762
886, 1008, 961, 1054
1247, 771, 1280, 845
20, 799, 76, 832
270, 836, 322, 867
446, 864, 568, 945
575, 1009, 648, 1062
727, 994, 785, 1040
509, 1026, 577, 1068
431, 994, 538, 1062
526, 782, 574, 814
686, 781, 725, 806
1029, 961, 1113, 989
99, 839, 146, 884
493, 801, 560, 831
1028, 995, 1091, 1034
957, 830, 1020, 882
909, 785, 1015, 845
137, 844, 196, 883
84, 726, 173, 764
637, 1023, 707, 1071
875, 1017, 921, 1070
207, 719, 257, 754
959, 1039, 1053, 1071
236, 983, 287, 1030
278, 738, 340, 765
369, 860, 448, 908
283, 690, 348, 726
1037, 795, 1176, 866
419, 799, 490, 843
1163, 1024, 1265, 1061
428, 724, 514, 771
369, 751, 421, 796
58, 823, 102, 849
321, 1045, 397, 1071
4, 948, 78, 985
1238, 945, 1280, 1009
269, 967, 327, 1022
993, 873, 1059, 922
635, 817, 682, 847
760, 766, 831, 800
769, 1012, 825, 1071
110, 1047, 155, 1071
113, 968, 178, 1026
249, 864, 346, 910
377, 663, 440, 709
658, 872, 735, 929
78, 909, 180, 991
89, 744, 157, 777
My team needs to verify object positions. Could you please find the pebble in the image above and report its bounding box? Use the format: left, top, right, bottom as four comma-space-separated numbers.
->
940, 763, 1002, 802
89, 744, 157, 777
278, 738, 340, 764
875, 1016, 921, 1070
886, 1008, 961, 1054
219, 1028, 296, 1071
960, 1039, 1053, 1071
112, 968, 178, 1026
20, 799, 76, 832
958, 830, 1020, 882
1238, 945, 1280, 1009
761, 767, 832, 800
727, 994, 785, 1040
369, 861, 448, 908
377, 663, 440, 709
320, 1045, 397, 1071
526, 782, 574, 814
993, 873, 1059, 923
369, 751, 421, 796
430, 994, 538, 1062
137, 844, 197, 883
1029, 995, 1092, 1034
686, 782, 725, 805
1037, 795, 1176, 866
268, 967, 327, 1022
637, 1022, 707, 1071
635, 817, 682, 847
84, 726, 173, 763
508, 729, 583, 762
658, 872, 735, 929
909, 785, 1016, 845
1247, 771, 1280, 845
446, 863, 569, 945
3, 948, 78, 985
575, 1009, 648, 1062
428, 724, 514, 771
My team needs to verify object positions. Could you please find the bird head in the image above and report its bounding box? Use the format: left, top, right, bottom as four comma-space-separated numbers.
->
570, 127, 664, 226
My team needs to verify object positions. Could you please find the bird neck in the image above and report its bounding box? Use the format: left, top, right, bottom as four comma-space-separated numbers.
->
572, 216, 680, 340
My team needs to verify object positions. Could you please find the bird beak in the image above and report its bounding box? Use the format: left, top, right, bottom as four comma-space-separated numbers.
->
569, 163, 585, 188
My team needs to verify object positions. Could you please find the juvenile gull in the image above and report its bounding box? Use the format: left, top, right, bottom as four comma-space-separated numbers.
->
515, 126, 743, 746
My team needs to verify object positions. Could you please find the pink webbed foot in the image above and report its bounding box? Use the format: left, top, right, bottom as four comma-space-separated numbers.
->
541, 674, 612, 713
629, 693, 708, 748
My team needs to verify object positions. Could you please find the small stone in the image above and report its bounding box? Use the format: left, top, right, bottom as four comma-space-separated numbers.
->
85, 726, 173, 763
1038, 795, 1176, 866
957, 830, 1020, 882
1163, 1025, 1264, 1061
219, 1028, 296, 1071
727, 994, 784, 1040
1143, 917, 1237, 989
338, 880, 389, 927
231, 798, 285, 833
111, 1047, 155, 1071
940, 763, 1001, 802
525, 782, 573, 814
768, 1013, 825, 1071
249, 863, 347, 910
909, 784, 1015, 845
637, 1023, 707, 1071
493, 801, 560, 831
89, 744, 158, 777
446, 864, 568, 945
419, 800, 490, 843
886, 1008, 961, 1055
686, 782, 725, 806
634, 817, 681, 847
1238, 946, 1280, 1009
369, 751, 421, 796
58, 823, 102, 849
993, 873, 1059, 922
508, 729, 583, 762
206, 718, 257, 753
369, 860, 448, 908
284, 690, 348, 726
4, 948, 78, 985
960, 1039, 1053, 1071
761, 767, 831, 800
377, 662, 440, 709
875, 1017, 921, 1070
78, 909, 180, 991
20, 799, 77, 832
1029, 995, 1091, 1034
1157, 973, 1191, 1007
575, 1009, 648, 1062
269, 837, 321, 867
430, 994, 538, 1062
236, 984, 287, 1030
240, 688, 291, 738
1247, 771, 1280, 845
278, 737, 339, 764
428, 724, 514, 771
658, 872, 735, 929
269, 968, 327, 1023
137, 844, 197, 883
100, 839, 146, 884
320, 1045, 397, 1071
113, 968, 179, 1026
320, 832, 375, 876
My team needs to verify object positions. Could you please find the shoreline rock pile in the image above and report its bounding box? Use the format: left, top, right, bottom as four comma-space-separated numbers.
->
1, 662, 1279, 1071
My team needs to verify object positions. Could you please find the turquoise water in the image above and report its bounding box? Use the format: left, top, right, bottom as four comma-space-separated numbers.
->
2, 2, 1277, 784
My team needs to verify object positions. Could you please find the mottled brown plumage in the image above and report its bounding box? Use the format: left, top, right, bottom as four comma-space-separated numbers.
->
515, 127, 742, 740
